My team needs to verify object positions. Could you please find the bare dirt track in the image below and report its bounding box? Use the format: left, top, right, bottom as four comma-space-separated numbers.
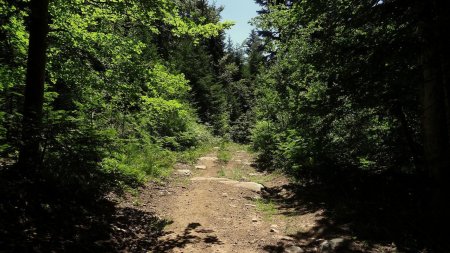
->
119, 148, 319, 253
153, 152, 283, 253
113, 146, 410, 253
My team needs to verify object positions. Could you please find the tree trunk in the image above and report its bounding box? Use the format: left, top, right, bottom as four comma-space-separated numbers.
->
421, 49, 449, 184
417, 0, 450, 247
438, 1, 450, 138
393, 104, 421, 171
18, 0, 50, 173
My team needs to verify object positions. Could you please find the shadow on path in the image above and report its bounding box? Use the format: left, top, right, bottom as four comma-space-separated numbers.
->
152, 222, 223, 252
0, 170, 170, 253
0, 173, 224, 253
258, 170, 442, 253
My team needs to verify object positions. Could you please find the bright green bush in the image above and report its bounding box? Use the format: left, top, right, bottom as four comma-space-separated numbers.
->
251, 120, 278, 166
102, 142, 175, 185
230, 112, 254, 143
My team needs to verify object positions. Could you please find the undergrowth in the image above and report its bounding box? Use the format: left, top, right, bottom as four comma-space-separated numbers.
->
102, 129, 221, 188
255, 199, 277, 221
217, 141, 248, 164
102, 143, 176, 185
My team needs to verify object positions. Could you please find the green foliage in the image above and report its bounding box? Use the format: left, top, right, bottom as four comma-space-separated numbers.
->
251, 121, 278, 166
102, 142, 175, 185
218, 147, 232, 164
0, 0, 232, 190
217, 141, 248, 164
217, 167, 226, 177
255, 199, 277, 221
251, 0, 422, 176
177, 138, 217, 165
230, 112, 254, 143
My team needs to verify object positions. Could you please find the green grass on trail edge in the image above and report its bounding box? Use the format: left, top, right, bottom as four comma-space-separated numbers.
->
217, 141, 249, 164
176, 139, 220, 165
112, 139, 251, 193
118, 138, 223, 187
255, 199, 277, 221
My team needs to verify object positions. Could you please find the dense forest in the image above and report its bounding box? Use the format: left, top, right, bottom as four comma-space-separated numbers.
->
1, 0, 449, 252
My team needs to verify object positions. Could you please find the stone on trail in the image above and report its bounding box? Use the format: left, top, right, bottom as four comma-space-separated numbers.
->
284, 245, 304, 253
278, 188, 295, 199
235, 182, 264, 192
191, 177, 232, 181
251, 195, 262, 200
190, 177, 264, 192
198, 156, 218, 161
330, 238, 345, 246
176, 169, 192, 176
274, 235, 296, 242
319, 238, 345, 253
270, 228, 280, 233
195, 165, 207, 170
219, 180, 264, 192
270, 224, 280, 233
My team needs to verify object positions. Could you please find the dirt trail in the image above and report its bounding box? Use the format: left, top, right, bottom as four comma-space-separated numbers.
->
137, 148, 317, 253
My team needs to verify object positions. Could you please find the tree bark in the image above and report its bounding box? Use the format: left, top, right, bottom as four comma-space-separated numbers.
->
438, 1, 450, 137
393, 104, 422, 171
417, 0, 450, 246
18, 0, 50, 173
421, 48, 449, 184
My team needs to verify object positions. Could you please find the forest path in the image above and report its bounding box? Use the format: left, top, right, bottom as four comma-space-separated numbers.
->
141, 147, 321, 253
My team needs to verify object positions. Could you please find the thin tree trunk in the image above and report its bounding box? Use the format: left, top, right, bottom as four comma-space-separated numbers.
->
18, 0, 50, 173
438, 1, 450, 138
393, 104, 421, 171
421, 46, 449, 182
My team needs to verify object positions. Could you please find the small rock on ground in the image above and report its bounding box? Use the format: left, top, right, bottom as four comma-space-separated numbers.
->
270, 224, 279, 233
319, 238, 345, 253
195, 165, 207, 170
199, 156, 218, 161
284, 245, 304, 253
190, 177, 264, 192
274, 235, 296, 242
270, 228, 279, 233
191, 177, 231, 181
235, 182, 264, 192
176, 169, 192, 176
